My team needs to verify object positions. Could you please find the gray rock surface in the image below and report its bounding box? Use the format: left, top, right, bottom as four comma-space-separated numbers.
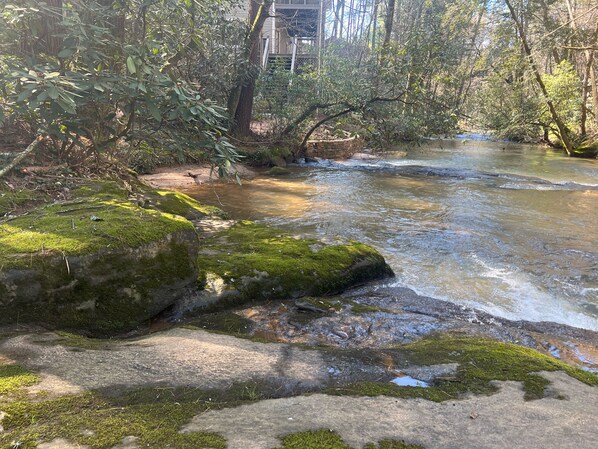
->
181, 371, 598, 449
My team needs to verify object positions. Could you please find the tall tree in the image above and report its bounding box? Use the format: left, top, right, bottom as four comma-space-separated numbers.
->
228, 0, 273, 137
504, 0, 575, 155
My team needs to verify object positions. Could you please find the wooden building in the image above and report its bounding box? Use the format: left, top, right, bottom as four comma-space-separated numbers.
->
231, 0, 326, 72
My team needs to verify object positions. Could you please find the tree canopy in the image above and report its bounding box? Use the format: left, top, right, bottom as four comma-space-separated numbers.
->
1, 0, 597, 176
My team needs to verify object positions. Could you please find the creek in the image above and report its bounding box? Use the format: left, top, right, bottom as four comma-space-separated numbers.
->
185, 137, 598, 331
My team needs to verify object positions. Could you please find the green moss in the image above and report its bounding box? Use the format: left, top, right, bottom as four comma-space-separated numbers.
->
0, 190, 39, 216
301, 297, 343, 312
275, 430, 352, 449
0, 365, 39, 395
0, 195, 192, 269
0, 392, 225, 449
73, 180, 130, 200
150, 190, 228, 219
330, 336, 598, 401
53, 332, 116, 350
0, 380, 289, 449
572, 142, 598, 158
196, 221, 393, 307
0, 181, 199, 333
274, 430, 423, 449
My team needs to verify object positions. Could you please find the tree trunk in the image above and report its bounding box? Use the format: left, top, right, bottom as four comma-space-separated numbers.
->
0, 136, 45, 180
564, 0, 596, 136
43, 0, 63, 56
229, 0, 273, 137
504, 0, 575, 155
98, 0, 125, 43
384, 0, 396, 48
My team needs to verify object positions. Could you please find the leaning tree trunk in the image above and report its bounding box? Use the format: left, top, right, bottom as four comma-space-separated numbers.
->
504, 0, 575, 156
229, 0, 273, 137
0, 136, 45, 180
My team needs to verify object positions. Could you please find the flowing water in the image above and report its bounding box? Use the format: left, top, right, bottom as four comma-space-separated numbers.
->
185, 138, 598, 331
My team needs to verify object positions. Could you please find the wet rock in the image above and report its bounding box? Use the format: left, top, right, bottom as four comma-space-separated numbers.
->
197, 284, 598, 373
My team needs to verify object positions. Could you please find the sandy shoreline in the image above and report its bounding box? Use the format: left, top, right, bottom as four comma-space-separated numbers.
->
140, 163, 258, 190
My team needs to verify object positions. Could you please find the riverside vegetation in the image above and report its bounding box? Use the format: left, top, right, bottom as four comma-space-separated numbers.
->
1, 0, 598, 447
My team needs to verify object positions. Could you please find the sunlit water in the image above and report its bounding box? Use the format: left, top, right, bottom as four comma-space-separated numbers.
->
186, 138, 598, 331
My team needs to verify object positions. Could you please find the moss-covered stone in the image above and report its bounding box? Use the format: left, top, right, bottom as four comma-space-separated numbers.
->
0, 388, 227, 449
572, 142, 598, 158
0, 363, 280, 449
0, 182, 200, 334
146, 190, 229, 220
274, 430, 423, 449
52, 331, 117, 350
0, 364, 39, 395
238, 145, 293, 167
195, 221, 393, 309
329, 336, 598, 401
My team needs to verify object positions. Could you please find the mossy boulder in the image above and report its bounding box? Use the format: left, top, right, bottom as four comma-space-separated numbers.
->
0, 182, 202, 333
572, 142, 598, 158
238, 146, 293, 167
194, 221, 393, 309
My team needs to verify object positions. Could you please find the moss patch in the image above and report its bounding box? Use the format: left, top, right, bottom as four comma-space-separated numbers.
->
330, 336, 598, 401
0, 189, 39, 217
572, 142, 598, 158
197, 221, 393, 307
274, 430, 422, 449
149, 190, 228, 220
347, 300, 392, 314
301, 297, 343, 312
0, 380, 290, 449
0, 195, 192, 269
184, 311, 254, 335
0, 365, 39, 396
52, 332, 116, 351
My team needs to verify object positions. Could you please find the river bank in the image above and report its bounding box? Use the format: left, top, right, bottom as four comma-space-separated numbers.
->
138, 159, 598, 372
1, 155, 597, 448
